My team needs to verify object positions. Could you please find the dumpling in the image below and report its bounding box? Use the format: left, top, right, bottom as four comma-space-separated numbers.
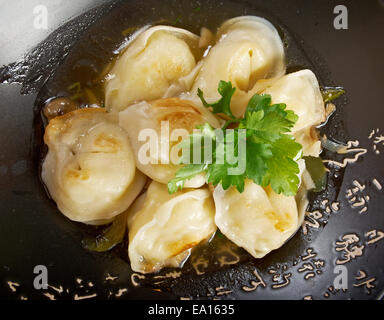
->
127, 181, 216, 273
293, 126, 322, 157
190, 16, 286, 118
213, 179, 304, 258
119, 97, 221, 187
255, 69, 325, 156
105, 26, 201, 112
42, 108, 146, 225
258, 69, 325, 133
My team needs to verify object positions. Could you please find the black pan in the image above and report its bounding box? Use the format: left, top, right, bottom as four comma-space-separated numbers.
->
1, 0, 383, 300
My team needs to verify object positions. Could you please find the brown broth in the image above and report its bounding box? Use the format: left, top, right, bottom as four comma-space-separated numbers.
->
33, 0, 348, 291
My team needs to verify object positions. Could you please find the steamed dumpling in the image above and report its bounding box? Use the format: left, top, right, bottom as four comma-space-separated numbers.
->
256, 69, 325, 156
293, 126, 322, 157
127, 181, 216, 273
42, 108, 146, 225
259, 69, 325, 133
119, 97, 221, 187
190, 16, 286, 117
213, 179, 303, 258
105, 26, 201, 112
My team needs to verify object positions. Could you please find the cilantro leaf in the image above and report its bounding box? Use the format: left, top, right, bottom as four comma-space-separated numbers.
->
168, 81, 303, 196
243, 95, 297, 141
245, 140, 271, 185
246, 93, 272, 112
197, 80, 236, 119
167, 163, 208, 193
207, 163, 245, 192
261, 135, 302, 196
206, 129, 247, 193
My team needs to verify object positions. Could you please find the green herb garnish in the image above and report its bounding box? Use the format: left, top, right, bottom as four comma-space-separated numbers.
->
68, 82, 82, 101
321, 87, 345, 103
303, 156, 327, 192
168, 81, 303, 196
197, 80, 236, 119
82, 212, 127, 252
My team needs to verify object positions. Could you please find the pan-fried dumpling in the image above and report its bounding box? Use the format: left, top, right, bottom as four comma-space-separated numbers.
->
119, 97, 221, 187
127, 181, 216, 273
190, 16, 286, 117
105, 26, 201, 112
213, 179, 303, 258
42, 108, 145, 225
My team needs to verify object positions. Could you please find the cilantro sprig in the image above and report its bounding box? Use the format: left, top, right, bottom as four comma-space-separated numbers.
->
197, 80, 236, 119
167, 81, 303, 196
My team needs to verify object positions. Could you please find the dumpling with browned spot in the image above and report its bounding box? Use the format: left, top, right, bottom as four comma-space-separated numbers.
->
105, 26, 202, 112
127, 181, 216, 273
42, 108, 146, 225
213, 179, 305, 258
119, 97, 221, 187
